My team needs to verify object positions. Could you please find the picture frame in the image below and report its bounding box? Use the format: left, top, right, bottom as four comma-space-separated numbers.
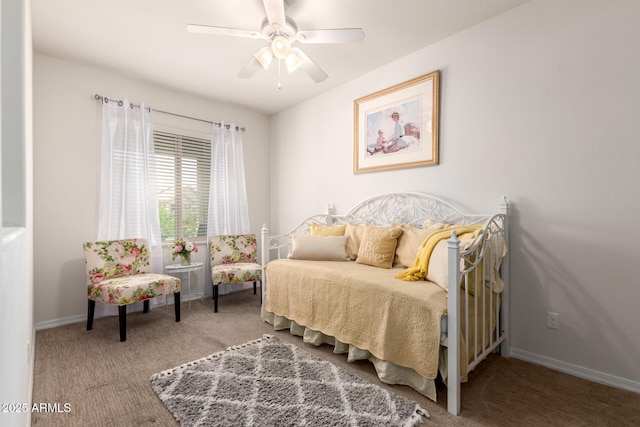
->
353, 70, 440, 174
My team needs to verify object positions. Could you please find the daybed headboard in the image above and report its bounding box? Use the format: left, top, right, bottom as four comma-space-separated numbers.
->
261, 192, 508, 261
344, 192, 469, 226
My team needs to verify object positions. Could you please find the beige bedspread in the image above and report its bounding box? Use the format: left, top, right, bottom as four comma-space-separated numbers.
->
264, 259, 447, 379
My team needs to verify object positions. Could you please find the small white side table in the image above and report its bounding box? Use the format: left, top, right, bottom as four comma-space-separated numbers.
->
165, 262, 204, 308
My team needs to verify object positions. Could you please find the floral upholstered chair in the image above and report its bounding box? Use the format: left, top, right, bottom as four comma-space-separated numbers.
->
209, 234, 262, 312
83, 238, 181, 341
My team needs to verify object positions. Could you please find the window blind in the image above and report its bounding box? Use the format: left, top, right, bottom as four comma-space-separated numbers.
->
154, 131, 210, 242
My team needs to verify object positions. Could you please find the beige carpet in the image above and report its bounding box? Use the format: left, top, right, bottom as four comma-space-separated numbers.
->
32, 290, 640, 426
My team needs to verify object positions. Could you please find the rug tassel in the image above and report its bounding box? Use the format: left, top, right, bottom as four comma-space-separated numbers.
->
226, 335, 272, 352
151, 335, 275, 380
408, 406, 430, 425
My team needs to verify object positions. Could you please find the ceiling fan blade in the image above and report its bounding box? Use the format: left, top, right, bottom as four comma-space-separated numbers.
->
291, 48, 328, 83
297, 28, 365, 44
238, 57, 263, 79
263, 0, 286, 27
186, 24, 262, 39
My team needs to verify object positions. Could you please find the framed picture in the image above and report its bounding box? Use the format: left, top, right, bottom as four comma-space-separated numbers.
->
353, 70, 440, 174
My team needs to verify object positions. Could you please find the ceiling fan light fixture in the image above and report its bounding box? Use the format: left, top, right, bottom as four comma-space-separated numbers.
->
285, 51, 302, 73
270, 35, 291, 59
254, 46, 273, 70
187, 0, 364, 84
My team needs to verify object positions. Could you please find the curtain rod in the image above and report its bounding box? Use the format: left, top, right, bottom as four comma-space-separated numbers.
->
93, 94, 246, 131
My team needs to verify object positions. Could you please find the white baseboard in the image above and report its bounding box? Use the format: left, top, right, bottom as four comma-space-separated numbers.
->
510, 347, 640, 395
36, 314, 86, 331
35, 294, 205, 331
36, 286, 259, 331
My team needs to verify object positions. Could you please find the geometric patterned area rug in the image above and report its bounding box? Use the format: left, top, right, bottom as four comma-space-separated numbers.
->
151, 335, 429, 426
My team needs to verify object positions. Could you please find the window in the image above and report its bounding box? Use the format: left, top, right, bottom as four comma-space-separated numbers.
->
154, 131, 210, 242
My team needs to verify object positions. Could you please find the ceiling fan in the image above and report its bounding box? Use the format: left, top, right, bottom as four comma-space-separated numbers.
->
186, 0, 365, 84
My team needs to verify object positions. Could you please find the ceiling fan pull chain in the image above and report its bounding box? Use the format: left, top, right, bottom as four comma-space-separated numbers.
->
278, 59, 282, 90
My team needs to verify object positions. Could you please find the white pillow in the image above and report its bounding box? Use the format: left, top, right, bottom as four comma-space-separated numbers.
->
288, 235, 349, 261
426, 238, 474, 291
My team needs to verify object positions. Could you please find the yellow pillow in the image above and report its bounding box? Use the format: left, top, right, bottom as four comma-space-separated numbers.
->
355, 225, 403, 269
344, 222, 366, 260
309, 222, 346, 236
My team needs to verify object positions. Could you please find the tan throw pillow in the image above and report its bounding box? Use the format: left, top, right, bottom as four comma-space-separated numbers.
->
355, 225, 403, 269
309, 221, 346, 236
344, 222, 366, 260
288, 235, 349, 261
394, 224, 439, 268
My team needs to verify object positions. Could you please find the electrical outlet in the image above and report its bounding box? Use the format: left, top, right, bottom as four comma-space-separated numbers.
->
546, 311, 559, 330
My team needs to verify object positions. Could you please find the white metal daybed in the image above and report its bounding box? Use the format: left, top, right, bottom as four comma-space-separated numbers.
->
260, 192, 510, 415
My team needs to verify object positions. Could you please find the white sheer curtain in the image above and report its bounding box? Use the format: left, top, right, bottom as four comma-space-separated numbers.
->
207, 122, 250, 235
97, 98, 163, 314
206, 122, 251, 296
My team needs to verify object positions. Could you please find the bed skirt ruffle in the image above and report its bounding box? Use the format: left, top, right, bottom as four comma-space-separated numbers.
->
261, 308, 439, 402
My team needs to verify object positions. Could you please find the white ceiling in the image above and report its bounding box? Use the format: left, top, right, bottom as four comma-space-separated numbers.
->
31, 0, 529, 115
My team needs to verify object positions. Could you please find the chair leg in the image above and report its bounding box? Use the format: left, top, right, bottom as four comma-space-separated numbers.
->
213, 285, 219, 313
87, 300, 95, 330
119, 306, 127, 342
174, 292, 181, 322
253, 281, 257, 295
143, 299, 150, 313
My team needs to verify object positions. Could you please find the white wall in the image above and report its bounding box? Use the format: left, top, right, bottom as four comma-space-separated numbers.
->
33, 53, 270, 326
270, 0, 640, 390
1, 0, 34, 426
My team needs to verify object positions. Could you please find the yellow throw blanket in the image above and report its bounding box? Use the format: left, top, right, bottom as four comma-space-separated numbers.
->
395, 225, 482, 282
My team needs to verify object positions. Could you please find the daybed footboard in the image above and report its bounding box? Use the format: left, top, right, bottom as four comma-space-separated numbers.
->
260, 192, 509, 416
446, 208, 509, 414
